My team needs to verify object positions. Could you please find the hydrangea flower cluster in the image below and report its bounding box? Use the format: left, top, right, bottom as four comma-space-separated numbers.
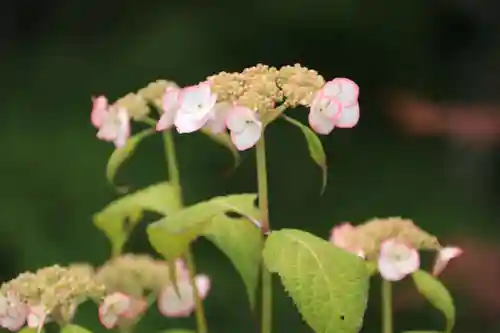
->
0, 255, 211, 332
91, 64, 360, 151
329, 218, 463, 281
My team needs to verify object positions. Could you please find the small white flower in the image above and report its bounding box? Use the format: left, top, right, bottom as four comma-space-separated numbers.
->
157, 87, 181, 131
174, 82, 217, 133
91, 95, 131, 148
0, 292, 28, 332
377, 239, 420, 281
308, 78, 360, 134
158, 260, 211, 317
98, 293, 132, 329
432, 246, 463, 276
226, 105, 262, 151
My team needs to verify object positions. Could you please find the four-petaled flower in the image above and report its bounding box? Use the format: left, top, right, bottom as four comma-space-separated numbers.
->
329, 223, 365, 258
0, 292, 28, 332
226, 105, 263, 151
157, 260, 211, 317
309, 78, 360, 135
378, 239, 420, 281
98, 292, 147, 329
432, 246, 463, 276
174, 82, 217, 133
91, 95, 131, 148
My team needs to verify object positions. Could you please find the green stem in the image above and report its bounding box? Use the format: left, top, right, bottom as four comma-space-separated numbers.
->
381, 279, 393, 333
162, 130, 208, 333
255, 135, 272, 333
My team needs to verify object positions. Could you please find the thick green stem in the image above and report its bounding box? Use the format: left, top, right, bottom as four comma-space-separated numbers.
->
381, 279, 393, 333
162, 130, 208, 333
255, 135, 272, 333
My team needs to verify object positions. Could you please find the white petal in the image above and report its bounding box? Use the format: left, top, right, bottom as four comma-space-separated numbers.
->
324, 78, 359, 105
378, 256, 406, 281
179, 82, 217, 115
174, 111, 210, 133
99, 310, 118, 329
231, 122, 261, 151
308, 109, 335, 135
195, 275, 211, 299
432, 246, 463, 276
335, 103, 360, 128
91, 96, 109, 128
205, 102, 231, 134
226, 106, 253, 132
311, 94, 341, 119
113, 108, 130, 148
158, 280, 195, 317
163, 87, 180, 110
378, 239, 420, 281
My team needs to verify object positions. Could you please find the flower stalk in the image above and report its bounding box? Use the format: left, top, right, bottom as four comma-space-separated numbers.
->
255, 134, 272, 333
381, 279, 393, 333
162, 130, 208, 333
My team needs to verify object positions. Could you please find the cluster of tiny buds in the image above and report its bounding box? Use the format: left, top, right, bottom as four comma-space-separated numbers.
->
329, 217, 463, 281
90, 63, 361, 152
0, 255, 212, 331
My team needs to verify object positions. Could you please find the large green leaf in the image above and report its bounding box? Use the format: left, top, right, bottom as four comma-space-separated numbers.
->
106, 128, 155, 192
158, 330, 196, 333
18, 328, 45, 333
412, 270, 455, 333
402, 331, 441, 333
94, 182, 180, 256
147, 193, 262, 308
204, 209, 263, 309
263, 229, 370, 333
282, 115, 327, 193
200, 128, 241, 171
59, 324, 92, 333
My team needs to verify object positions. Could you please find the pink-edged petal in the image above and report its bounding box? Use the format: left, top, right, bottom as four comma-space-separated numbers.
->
91, 95, 109, 128
174, 111, 209, 133
433, 246, 463, 276
378, 239, 420, 281
98, 309, 118, 329
311, 94, 342, 120
27, 305, 47, 333
113, 108, 130, 148
231, 123, 262, 151
308, 109, 335, 135
195, 274, 211, 300
157, 280, 195, 318
175, 259, 190, 280
205, 102, 231, 134
163, 87, 180, 110
335, 103, 360, 128
323, 78, 359, 106
329, 222, 354, 248
122, 298, 147, 319
1, 303, 27, 332
98, 293, 131, 329
178, 82, 217, 117
157, 112, 176, 131
226, 106, 253, 132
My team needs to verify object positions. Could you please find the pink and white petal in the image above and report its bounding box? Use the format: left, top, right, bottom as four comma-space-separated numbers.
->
398, 247, 420, 275
163, 87, 180, 110
335, 103, 360, 128
335, 78, 359, 105
231, 123, 262, 151
378, 256, 407, 281
27, 305, 46, 330
179, 82, 215, 111
122, 298, 147, 319
99, 309, 119, 329
157, 281, 195, 318
91, 96, 109, 128
205, 102, 231, 134
432, 246, 463, 276
174, 112, 209, 133
195, 274, 211, 300
226, 106, 253, 132
308, 109, 335, 135
156, 111, 176, 131
113, 108, 130, 148
321, 81, 342, 98
329, 222, 354, 248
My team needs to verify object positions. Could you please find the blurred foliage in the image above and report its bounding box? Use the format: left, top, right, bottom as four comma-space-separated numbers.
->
1, 0, 499, 332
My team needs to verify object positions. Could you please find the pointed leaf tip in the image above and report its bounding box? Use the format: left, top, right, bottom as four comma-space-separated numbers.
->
106, 128, 155, 192
263, 229, 370, 333
412, 270, 455, 333
282, 115, 327, 194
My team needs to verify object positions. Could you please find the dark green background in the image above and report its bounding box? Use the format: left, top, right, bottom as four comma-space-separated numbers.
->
1, 0, 499, 332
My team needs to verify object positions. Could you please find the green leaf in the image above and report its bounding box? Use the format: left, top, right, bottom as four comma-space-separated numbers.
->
263, 229, 370, 333
282, 115, 327, 193
18, 328, 46, 333
402, 331, 441, 333
94, 182, 180, 256
59, 324, 92, 333
200, 128, 241, 171
147, 194, 262, 308
412, 270, 455, 333
204, 206, 263, 309
106, 128, 155, 192
365, 261, 378, 276
159, 330, 196, 333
